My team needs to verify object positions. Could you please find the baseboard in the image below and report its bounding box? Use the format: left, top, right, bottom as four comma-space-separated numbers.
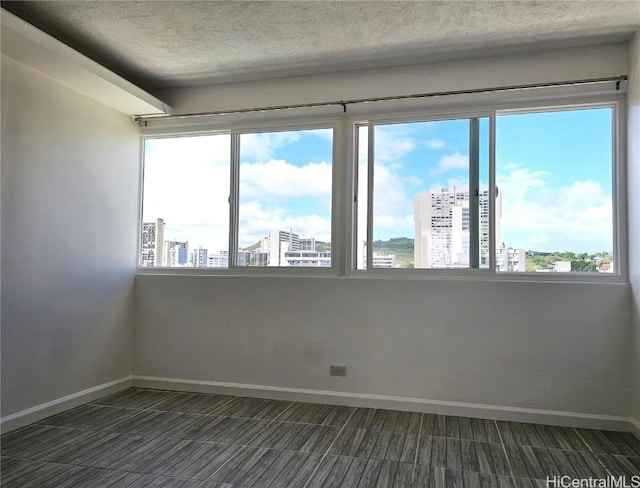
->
631, 417, 640, 441
1, 376, 133, 434
133, 375, 632, 432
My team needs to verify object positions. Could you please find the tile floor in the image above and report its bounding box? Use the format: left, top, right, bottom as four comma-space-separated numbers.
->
1, 388, 639, 487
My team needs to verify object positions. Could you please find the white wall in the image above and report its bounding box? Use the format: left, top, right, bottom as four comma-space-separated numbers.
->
135, 276, 631, 418
157, 43, 628, 115
628, 31, 640, 432
134, 42, 635, 424
1, 55, 139, 419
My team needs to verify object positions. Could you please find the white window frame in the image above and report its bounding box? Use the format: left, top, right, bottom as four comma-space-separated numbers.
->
136, 92, 626, 282
137, 118, 343, 276
347, 96, 626, 282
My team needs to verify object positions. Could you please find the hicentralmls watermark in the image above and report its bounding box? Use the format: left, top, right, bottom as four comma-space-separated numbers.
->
547, 477, 640, 488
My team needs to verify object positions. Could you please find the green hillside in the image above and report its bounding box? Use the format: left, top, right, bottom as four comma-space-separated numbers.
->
372, 237, 414, 268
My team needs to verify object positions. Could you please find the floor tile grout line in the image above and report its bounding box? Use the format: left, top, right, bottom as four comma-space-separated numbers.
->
90, 388, 182, 410
0, 454, 200, 483
494, 419, 518, 484
411, 413, 424, 485
46, 391, 237, 439
39, 403, 147, 437
301, 405, 359, 488
194, 394, 246, 418
572, 427, 614, 477
194, 400, 299, 488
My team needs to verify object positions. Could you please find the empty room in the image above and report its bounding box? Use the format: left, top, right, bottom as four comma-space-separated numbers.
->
1, 1, 640, 487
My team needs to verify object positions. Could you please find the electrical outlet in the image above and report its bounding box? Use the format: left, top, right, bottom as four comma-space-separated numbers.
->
330, 365, 346, 377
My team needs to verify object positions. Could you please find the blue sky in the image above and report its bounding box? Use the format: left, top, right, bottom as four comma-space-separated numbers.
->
364, 107, 613, 253
143, 107, 613, 258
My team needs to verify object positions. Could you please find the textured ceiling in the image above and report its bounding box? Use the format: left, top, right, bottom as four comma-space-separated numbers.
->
3, 1, 639, 92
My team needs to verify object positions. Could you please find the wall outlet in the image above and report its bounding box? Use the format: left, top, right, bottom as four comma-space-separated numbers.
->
330, 365, 346, 376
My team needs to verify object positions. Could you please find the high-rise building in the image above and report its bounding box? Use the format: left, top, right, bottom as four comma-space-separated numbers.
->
414, 188, 502, 268
263, 229, 300, 266
208, 250, 228, 268
140, 218, 165, 266
164, 239, 188, 266
192, 247, 208, 268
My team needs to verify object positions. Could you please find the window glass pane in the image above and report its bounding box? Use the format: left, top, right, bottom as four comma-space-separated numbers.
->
237, 129, 333, 267
140, 134, 231, 267
496, 107, 613, 273
372, 118, 486, 269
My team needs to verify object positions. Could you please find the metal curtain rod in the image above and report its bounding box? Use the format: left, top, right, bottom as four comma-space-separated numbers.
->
137, 75, 628, 122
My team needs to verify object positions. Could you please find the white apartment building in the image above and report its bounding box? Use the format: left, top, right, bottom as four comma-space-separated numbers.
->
164, 239, 188, 267
497, 247, 526, 272
191, 247, 208, 268
140, 218, 165, 267
372, 253, 396, 268
283, 251, 331, 267
262, 229, 300, 266
208, 250, 229, 268
414, 188, 503, 269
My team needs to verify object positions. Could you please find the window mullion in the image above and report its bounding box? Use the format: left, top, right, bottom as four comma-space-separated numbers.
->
366, 123, 374, 271
228, 131, 240, 268
489, 112, 497, 272
469, 118, 480, 269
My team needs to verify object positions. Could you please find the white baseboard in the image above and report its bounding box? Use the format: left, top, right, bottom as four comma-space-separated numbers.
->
631, 417, 640, 440
1, 376, 133, 434
133, 375, 633, 432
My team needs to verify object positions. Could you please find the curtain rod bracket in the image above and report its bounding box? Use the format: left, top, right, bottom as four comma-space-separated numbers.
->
617, 75, 628, 91
340, 101, 347, 113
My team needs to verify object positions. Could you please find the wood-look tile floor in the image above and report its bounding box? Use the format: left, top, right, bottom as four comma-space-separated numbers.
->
2, 388, 639, 487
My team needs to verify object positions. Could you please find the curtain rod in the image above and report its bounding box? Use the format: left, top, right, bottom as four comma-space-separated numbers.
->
136, 75, 628, 122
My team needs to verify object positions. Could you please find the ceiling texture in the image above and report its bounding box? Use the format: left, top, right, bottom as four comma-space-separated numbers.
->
2, 1, 639, 93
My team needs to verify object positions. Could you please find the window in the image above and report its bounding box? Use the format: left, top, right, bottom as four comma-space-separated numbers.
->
356, 104, 617, 275
139, 101, 619, 278
495, 107, 614, 273
357, 117, 490, 270
140, 127, 334, 269
141, 134, 231, 268
237, 129, 334, 267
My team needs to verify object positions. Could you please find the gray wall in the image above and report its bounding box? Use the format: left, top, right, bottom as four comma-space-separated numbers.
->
629, 31, 640, 426
1, 55, 139, 416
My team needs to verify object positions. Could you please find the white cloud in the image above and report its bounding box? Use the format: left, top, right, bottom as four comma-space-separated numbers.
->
498, 165, 612, 252
239, 159, 332, 202
240, 131, 301, 162
374, 127, 416, 163
426, 139, 446, 149
142, 135, 232, 251
238, 201, 331, 246
433, 152, 468, 175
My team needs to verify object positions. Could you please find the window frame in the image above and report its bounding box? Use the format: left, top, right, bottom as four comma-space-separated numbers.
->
347, 97, 626, 281
137, 118, 342, 275
137, 93, 626, 282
